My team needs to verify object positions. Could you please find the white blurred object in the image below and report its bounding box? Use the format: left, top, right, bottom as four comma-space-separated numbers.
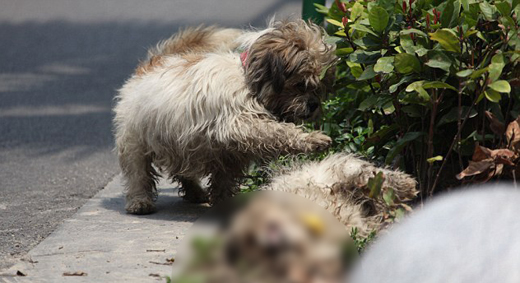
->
350, 184, 520, 283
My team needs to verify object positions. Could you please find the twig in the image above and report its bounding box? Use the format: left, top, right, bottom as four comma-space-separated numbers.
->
430, 76, 488, 195
426, 89, 445, 191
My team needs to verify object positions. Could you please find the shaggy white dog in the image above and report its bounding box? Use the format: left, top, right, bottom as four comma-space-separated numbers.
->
264, 153, 418, 236
114, 20, 335, 214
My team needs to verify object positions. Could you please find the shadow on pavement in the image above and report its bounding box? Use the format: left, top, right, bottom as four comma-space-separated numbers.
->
100, 186, 210, 222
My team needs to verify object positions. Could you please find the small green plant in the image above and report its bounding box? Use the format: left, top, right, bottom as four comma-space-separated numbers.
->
315, 0, 520, 195
350, 227, 377, 252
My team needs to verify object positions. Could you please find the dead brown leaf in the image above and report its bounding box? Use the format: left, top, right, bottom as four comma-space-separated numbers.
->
485, 111, 505, 136
481, 163, 504, 182
506, 117, 520, 149
490, 148, 516, 159
456, 160, 494, 180
472, 145, 492, 161
63, 271, 87, 276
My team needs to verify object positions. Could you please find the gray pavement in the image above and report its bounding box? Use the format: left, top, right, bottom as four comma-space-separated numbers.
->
1, 175, 208, 282
0, 0, 301, 272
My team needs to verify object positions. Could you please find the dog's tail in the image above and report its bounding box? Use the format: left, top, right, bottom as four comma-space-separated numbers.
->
150, 25, 243, 57
134, 26, 243, 76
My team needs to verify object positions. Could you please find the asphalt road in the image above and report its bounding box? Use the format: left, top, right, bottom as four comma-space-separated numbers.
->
0, 0, 301, 270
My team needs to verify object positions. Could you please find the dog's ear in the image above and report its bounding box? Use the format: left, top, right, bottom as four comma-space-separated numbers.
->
267, 51, 285, 94
247, 51, 285, 95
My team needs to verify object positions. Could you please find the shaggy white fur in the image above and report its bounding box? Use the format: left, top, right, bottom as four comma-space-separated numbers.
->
114, 20, 335, 214
264, 153, 418, 236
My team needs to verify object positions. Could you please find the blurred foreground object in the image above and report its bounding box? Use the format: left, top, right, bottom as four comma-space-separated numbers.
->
350, 184, 520, 283
172, 191, 355, 283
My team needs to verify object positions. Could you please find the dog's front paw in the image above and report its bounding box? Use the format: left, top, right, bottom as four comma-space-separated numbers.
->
126, 198, 156, 215
303, 132, 332, 152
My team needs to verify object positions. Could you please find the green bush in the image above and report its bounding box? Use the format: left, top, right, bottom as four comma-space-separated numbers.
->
315, 0, 520, 196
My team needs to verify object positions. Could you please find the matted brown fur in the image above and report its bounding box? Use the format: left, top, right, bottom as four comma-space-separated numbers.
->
135, 26, 243, 76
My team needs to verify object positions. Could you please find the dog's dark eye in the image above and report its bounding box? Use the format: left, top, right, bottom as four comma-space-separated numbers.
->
296, 81, 307, 91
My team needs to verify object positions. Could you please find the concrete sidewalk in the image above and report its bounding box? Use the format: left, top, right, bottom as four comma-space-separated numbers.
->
0, 175, 208, 282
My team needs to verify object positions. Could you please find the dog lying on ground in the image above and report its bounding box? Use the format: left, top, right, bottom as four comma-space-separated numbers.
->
264, 153, 418, 237
114, 20, 336, 214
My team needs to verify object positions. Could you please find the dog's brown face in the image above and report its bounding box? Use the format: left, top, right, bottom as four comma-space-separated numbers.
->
245, 20, 335, 122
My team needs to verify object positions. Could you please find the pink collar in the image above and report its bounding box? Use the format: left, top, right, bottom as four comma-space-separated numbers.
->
240, 51, 248, 68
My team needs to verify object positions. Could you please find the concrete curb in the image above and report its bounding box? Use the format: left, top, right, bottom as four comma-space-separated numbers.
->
0, 175, 207, 282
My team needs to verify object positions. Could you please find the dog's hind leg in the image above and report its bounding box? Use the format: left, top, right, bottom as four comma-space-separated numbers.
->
207, 155, 245, 205
119, 143, 158, 214
208, 170, 240, 205
177, 176, 209, 203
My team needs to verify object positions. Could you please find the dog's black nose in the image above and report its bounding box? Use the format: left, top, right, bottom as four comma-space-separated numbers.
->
308, 101, 320, 113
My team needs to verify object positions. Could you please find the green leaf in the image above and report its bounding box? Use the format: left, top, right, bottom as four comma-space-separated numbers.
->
425, 55, 452, 72
456, 69, 474, 77
350, 23, 379, 37
406, 81, 425, 92
488, 80, 511, 93
438, 106, 478, 126
319, 64, 332, 80
404, 81, 430, 103
351, 2, 364, 21
365, 124, 399, 147
368, 6, 389, 33
359, 95, 379, 111
336, 48, 354, 55
485, 89, 502, 102
400, 29, 428, 38
479, 2, 497, 20
346, 61, 363, 78
368, 171, 385, 198
464, 29, 478, 37
496, 1, 512, 16
389, 76, 413, 93
422, 81, 458, 91
383, 188, 395, 206
324, 36, 342, 45
429, 29, 461, 53
427, 156, 443, 163
470, 67, 489, 79
385, 132, 424, 164
394, 53, 421, 74
461, 0, 470, 11
357, 65, 377, 81
400, 34, 422, 54
489, 54, 505, 82
374, 56, 394, 73
314, 3, 329, 15
441, 0, 455, 28
415, 47, 429, 57
327, 18, 344, 27
349, 50, 381, 64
